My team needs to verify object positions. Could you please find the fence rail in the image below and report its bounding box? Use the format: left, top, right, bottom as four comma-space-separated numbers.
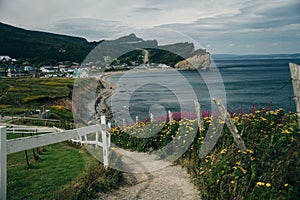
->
0, 116, 110, 200
9, 116, 62, 127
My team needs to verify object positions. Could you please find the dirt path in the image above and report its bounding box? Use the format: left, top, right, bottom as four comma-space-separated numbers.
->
96, 71, 201, 199
98, 165, 201, 200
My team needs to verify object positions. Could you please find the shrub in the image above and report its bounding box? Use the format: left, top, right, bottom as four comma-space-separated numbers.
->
110, 108, 300, 199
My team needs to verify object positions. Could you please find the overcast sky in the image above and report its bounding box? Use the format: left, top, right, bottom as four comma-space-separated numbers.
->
1, 0, 299, 54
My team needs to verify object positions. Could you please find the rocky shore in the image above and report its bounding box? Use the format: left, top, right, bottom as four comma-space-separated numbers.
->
95, 72, 121, 122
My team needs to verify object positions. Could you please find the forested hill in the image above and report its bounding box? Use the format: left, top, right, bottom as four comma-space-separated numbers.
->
0, 22, 209, 68
0, 22, 99, 63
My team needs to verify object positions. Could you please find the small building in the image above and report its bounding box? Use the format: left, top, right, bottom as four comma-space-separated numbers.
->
40, 66, 59, 73
0, 55, 17, 62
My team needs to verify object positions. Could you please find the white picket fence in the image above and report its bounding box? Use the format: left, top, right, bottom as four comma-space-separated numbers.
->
6, 126, 57, 135
0, 116, 110, 200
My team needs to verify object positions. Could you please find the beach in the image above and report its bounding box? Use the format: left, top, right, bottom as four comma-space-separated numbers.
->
95, 71, 122, 121
95, 68, 180, 121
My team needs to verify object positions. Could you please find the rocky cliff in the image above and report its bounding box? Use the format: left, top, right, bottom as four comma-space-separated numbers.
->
174, 52, 211, 70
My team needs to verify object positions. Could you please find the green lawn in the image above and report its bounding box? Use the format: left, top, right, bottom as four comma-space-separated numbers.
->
8, 142, 85, 199
7, 142, 122, 200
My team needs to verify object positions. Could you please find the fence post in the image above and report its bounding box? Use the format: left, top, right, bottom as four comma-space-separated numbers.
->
0, 126, 7, 200
150, 113, 154, 123
213, 98, 247, 152
122, 119, 126, 128
135, 116, 139, 124
101, 116, 108, 168
194, 100, 203, 133
168, 110, 173, 121
289, 63, 300, 129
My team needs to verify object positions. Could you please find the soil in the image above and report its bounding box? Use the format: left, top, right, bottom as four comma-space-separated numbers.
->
97, 165, 201, 200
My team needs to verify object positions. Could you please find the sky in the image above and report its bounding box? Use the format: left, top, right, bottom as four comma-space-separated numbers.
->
0, 0, 300, 54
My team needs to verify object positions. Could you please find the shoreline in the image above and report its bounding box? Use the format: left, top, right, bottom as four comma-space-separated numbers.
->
95, 68, 181, 121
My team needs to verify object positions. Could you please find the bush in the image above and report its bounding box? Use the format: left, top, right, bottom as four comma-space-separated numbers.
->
110, 108, 300, 199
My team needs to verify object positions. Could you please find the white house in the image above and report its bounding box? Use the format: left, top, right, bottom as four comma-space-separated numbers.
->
40, 66, 59, 73
0, 55, 16, 62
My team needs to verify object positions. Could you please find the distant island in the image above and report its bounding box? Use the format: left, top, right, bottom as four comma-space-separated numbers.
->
0, 22, 210, 72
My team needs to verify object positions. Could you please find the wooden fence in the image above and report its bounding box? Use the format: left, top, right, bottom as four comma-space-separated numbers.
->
120, 99, 246, 153
0, 116, 110, 200
289, 63, 300, 129
10, 116, 61, 126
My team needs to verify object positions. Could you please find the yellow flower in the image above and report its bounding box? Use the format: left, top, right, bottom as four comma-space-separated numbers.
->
281, 129, 291, 134
247, 149, 254, 154
203, 117, 210, 121
220, 148, 227, 154
236, 161, 242, 166
233, 116, 239, 123
256, 182, 265, 186
260, 117, 267, 121
230, 181, 235, 184
199, 171, 205, 175
216, 179, 220, 183
218, 119, 225, 124
284, 183, 289, 187
239, 166, 247, 174
266, 183, 271, 187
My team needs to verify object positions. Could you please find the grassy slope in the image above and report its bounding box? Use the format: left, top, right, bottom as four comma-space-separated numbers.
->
0, 22, 96, 63
0, 78, 74, 127
7, 143, 85, 199
7, 142, 122, 200
2, 78, 122, 199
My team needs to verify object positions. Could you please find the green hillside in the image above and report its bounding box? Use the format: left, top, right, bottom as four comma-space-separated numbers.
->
0, 22, 99, 64
0, 22, 209, 67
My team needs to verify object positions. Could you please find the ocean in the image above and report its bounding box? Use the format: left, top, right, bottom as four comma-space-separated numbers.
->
106, 57, 300, 121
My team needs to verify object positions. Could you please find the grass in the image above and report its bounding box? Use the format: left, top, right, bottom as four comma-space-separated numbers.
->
2, 77, 123, 199
7, 142, 122, 200
0, 77, 74, 128
110, 108, 300, 199
7, 143, 84, 199
0, 78, 73, 106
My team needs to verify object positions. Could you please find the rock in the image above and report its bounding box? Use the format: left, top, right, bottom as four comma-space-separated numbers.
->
174, 53, 211, 70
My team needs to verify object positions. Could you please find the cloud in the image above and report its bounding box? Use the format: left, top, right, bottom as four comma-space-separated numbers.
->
155, 0, 300, 54
0, 0, 299, 54
47, 18, 130, 41
133, 7, 162, 12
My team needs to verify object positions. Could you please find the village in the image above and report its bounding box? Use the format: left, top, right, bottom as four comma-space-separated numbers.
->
0, 55, 92, 78
0, 54, 172, 79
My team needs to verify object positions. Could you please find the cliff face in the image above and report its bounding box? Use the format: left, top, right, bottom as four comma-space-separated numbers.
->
174, 52, 211, 70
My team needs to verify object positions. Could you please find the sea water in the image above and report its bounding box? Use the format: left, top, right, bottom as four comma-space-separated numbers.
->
107, 57, 300, 121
